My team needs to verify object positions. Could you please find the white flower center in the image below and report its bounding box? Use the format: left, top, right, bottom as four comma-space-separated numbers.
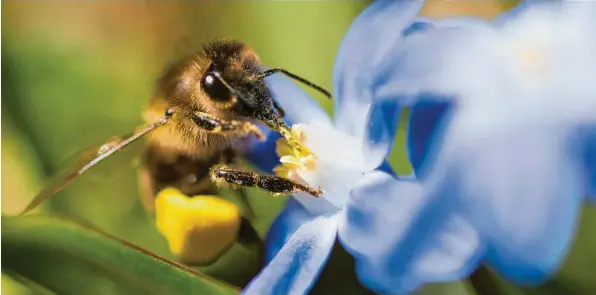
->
519, 47, 544, 73
274, 123, 368, 213
506, 43, 551, 95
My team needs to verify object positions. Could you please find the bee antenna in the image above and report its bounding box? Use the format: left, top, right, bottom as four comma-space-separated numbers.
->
258, 68, 332, 99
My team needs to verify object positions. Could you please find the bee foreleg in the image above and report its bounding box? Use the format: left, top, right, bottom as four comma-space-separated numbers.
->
192, 112, 264, 141
210, 165, 322, 198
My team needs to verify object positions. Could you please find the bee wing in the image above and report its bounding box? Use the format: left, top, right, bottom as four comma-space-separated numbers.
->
20, 115, 170, 215
20, 3, 189, 216
19, 133, 135, 215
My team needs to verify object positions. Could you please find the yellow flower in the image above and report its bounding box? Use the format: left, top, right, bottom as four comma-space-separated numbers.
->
154, 188, 241, 265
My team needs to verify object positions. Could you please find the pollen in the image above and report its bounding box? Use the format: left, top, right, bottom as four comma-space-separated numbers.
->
273, 124, 317, 181
154, 187, 241, 265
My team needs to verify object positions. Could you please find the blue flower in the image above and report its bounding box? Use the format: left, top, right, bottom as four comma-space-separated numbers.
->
338, 1, 596, 294
239, 1, 426, 294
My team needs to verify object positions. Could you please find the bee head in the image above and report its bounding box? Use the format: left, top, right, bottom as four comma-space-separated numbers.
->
200, 40, 289, 135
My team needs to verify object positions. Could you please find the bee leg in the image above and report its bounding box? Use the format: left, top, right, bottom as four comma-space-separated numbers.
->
210, 165, 323, 198
192, 112, 265, 141
221, 149, 256, 219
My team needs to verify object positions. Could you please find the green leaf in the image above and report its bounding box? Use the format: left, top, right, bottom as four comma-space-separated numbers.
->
2, 215, 239, 295
2, 272, 56, 295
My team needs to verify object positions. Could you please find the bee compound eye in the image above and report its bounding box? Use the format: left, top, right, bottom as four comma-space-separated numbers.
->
202, 71, 232, 102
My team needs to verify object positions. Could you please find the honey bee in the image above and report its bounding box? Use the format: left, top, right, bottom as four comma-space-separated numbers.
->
19, 38, 330, 264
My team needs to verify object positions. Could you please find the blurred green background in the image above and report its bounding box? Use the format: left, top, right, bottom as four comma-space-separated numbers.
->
2, 1, 594, 295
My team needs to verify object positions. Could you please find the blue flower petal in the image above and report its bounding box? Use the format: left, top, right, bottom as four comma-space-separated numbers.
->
481, 173, 582, 283
362, 99, 402, 170
333, 0, 423, 139
579, 125, 596, 201
405, 15, 491, 35
585, 142, 596, 202
407, 99, 452, 176
452, 129, 584, 284
264, 73, 332, 126
243, 214, 339, 295
372, 22, 495, 104
363, 15, 486, 170
338, 171, 484, 294
264, 197, 314, 263
374, 15, 492, 99
402, 18, 434, 37
342, 125, 586, 292
378, 159, 397, 176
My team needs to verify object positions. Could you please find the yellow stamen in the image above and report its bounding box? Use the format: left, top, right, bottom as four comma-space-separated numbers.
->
273, 165, 291, 179
279, 155, 301, 166
273, 124, 317, 179
275, 138, 294, 159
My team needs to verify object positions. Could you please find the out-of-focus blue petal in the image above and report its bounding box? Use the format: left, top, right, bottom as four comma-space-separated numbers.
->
455, 129, 584, 284
264, 198, 314, 263
571, 124, 596, 202
405, 15, 490, 35
338, 171, 483, 294
362, 100, 402, 170
585, 136, 596, 201
333, 0, 423, 140
264, 72, 332, 126
373, 24, 495, 104
402, 18, 434, 36
243, 214, 339, 295
374, 15, 492, 102
582, 125, 596, 201
378, 159, 396, 176
407, 99, 452, 176
363, 15, 485, 170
